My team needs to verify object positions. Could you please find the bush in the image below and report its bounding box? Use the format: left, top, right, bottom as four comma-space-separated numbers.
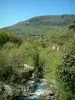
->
0, 32, 10, 47
69, 24, 75, 30
56, 40, 75, 100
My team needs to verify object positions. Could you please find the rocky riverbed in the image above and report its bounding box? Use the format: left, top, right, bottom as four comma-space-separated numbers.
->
0, 78, 58, 100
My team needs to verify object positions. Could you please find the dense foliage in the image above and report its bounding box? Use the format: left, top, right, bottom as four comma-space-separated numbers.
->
56, 40, 75, 100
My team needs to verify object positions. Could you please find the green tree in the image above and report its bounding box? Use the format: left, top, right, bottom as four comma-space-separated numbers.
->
69, 23, 75, 30
0, 32, 10, 47
56, 40, 75, 100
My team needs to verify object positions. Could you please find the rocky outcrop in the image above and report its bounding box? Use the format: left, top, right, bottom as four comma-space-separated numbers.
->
40, 91, 58, 100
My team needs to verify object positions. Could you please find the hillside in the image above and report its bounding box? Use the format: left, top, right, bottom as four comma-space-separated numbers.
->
1, 14, 75, 36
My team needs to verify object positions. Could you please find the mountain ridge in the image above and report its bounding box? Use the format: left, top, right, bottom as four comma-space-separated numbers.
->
1, 14, 75, 36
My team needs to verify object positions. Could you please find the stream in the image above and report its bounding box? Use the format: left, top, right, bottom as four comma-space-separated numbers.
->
27, 79, 46, 99
13, 64, 57, 100
16, 78, 58, 100
17, 78, 47, 100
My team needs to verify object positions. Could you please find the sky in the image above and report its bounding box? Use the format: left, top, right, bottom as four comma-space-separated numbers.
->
0, 0, 75, 28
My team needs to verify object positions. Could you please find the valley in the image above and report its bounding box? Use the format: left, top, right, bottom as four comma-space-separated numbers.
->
0, 14, 75, 100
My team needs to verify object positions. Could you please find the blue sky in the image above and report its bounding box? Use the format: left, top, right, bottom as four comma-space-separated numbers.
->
0, 0, 75, 28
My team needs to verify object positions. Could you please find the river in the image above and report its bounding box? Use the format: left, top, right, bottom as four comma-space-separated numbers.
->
17, 78, 48, 100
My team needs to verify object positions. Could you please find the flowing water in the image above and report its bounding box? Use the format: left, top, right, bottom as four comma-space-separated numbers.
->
27, 79, 46, 99
18, 79, 47, 100
15, 79, 57, 100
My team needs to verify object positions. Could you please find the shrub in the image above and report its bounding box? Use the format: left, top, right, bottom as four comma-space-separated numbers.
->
56, 40, 75, 100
